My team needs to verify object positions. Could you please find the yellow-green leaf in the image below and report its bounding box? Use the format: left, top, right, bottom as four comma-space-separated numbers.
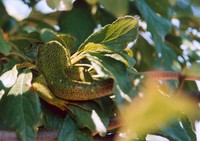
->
79, 16, 138, 52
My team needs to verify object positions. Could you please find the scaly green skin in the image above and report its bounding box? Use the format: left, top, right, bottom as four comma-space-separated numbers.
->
33, 41, 113, 109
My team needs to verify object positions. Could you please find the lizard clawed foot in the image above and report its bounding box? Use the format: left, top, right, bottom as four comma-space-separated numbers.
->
52, 98, 72, 111
52, 98, 90, 113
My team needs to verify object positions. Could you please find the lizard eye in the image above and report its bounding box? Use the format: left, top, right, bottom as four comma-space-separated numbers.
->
31, 42, 45, 49
25, 42, 45, 60
27, 42, 45, 52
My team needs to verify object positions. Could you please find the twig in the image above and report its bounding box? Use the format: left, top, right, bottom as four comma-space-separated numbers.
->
141, 71, 200, 81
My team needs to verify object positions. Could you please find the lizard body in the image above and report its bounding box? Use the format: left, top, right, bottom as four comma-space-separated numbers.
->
33, 41, 113, 110
32, 41, 200, 110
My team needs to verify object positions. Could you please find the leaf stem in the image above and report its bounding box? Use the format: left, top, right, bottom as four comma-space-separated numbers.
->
70, 51, 86, 65
73, 63, 92, 68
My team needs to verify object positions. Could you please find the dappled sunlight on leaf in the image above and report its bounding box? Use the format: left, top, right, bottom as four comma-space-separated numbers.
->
8, 69, 32, 95
114, 83, 131, 103
46, 0, 73, 11
0, 69, 41, 141
91, 110, 107, 136
118, 79, 199, 140
84, 42, 109, 52
0, 65, 18, 88
66, 101, 110, 136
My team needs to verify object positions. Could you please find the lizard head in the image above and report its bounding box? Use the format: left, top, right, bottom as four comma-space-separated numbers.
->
25, 41, 45, 61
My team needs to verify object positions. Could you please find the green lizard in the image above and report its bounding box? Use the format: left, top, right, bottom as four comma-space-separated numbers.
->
32, 41, 114, 110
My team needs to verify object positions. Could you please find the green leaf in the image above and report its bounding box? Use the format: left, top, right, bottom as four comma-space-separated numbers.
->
146, 0, 173, 18
133, 35, 155, 71
98, 0, 129, 17
86, 53, 133, 105
46, 0, 73, 11
0, 29, 11, 55
106, 53, 136, 68
41, 103, 65, 129
174, 0, 193, 16
182, 62, 200, 77
0, 80, 5, 100
0, 1, 10, 28
56, 34, 74, 49
136, 0, 172, 41
24, 18, 55, 30
20, 0, 38, 7
0, 70, 41, 141
57, 115, 92, 141
191, 0, 200, 6
0, 65, 18, 88
59, 0, 96, 52
181, 115, 197, 141
94, 97, 116, 118
90, 110, 107, 136
153, 37, 177, 70
40, 28, 57, 42
135, 0, 180, 70
83, 42, 110, 52
159, 120, 192, 141
69, 102, 109, 135
182, 81, 199, 92
97, 8, 116, 26
70, 105, 95, 131
79, 16, 138, 52
40, 29, 74, 48
83, 43, 136, 68
135, 0, 179, 70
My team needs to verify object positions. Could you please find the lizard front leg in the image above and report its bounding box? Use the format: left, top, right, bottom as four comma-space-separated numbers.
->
32, 80, 69, 111
32, 75, 91, 111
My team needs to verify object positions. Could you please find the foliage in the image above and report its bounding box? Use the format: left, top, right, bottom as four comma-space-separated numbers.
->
0, 0, 200, 141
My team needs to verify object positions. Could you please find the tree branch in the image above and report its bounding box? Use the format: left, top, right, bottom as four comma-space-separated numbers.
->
141, 71, 200, 81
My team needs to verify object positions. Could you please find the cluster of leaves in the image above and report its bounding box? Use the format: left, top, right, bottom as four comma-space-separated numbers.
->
0, 0, 200, 141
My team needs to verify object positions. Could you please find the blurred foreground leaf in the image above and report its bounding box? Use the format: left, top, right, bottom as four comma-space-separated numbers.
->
118, 79, 199, 140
